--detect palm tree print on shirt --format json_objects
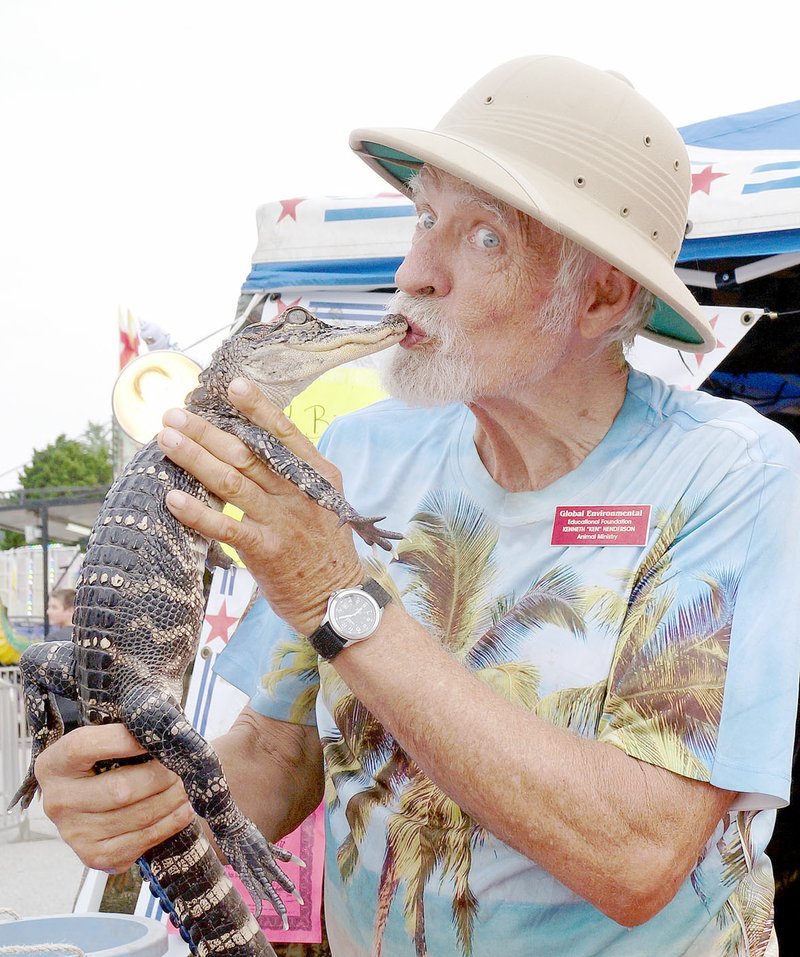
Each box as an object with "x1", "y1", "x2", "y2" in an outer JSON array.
[
  {"x1": 265, "y1": 494, "x2": 772, "y2": 957},
  {"x1": 323, "y1": 490, "x2": 586, "y2": 957}
]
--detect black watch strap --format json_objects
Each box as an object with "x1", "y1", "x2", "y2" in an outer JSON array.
[{"x1": 308, "y1": 578, "x2": 391, "y2": 660}]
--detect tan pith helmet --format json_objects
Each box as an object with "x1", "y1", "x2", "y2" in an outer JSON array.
[{"x1": 350, "y1": 55, "x2": 714, "y2": 353}]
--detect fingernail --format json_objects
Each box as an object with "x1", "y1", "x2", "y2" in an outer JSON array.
[
  {"x1": 162, "y1": 408, "x2": 188, "y2": 428},
  {"x1": 166, "y1": 490, "x2": 186, "y2": 508},
  {"x1": 159, "y1": 428, "x2": 182, "y2": 449},
  {"x1": 229, "y1": 378, "x2": 249, "y2": 396}
]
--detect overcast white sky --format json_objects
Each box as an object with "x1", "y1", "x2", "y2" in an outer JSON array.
[{"x1": 2, "y1": 0, "x2": 799, "y2": 490}]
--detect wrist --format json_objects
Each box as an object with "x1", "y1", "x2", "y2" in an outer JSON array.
[
  {"x1": 306, "y1": 577, "x2": 393, "y2": 659},
  {"x1": 296, "y1": 570, "x2": 364, "y2": 637}
]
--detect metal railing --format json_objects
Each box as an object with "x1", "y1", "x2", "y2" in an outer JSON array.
[{"x1": 0, "y1": 666, "x2": 30, "y2": 840}]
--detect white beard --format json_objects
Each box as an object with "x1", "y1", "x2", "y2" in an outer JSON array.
[
  {"x1": 380, "y1": 292, "x2": 483, "y2": 406},
  {"x1": 381, "y1": 288, "x2": 578, "y2": 407}
]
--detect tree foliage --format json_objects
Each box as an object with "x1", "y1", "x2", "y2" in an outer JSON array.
[
  {"x1": 20, "y1": 424, "x2": 112, "y2": 492},
  {"x1": 0, "y1": 423, "x2": 112, "y2": 550}
]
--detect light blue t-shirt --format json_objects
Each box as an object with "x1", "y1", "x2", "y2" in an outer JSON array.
[{"x1": 217, "y1": 369, "x2": 800, "y2": 957}]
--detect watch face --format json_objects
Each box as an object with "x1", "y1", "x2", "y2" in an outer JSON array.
[{"x1": 329, "y1": 590, "x2": 381, "y2": 642}]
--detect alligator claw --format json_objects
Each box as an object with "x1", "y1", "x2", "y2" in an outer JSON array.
[
  {"x1": 8, "y1": 773, "x2": 38, "y2": 812},
  {"x1": 346, "y1": 515, "x2": 405, "y2": 551},
  {"x1": 217, "y1": 822, "x2": 302, "y2": 928}
]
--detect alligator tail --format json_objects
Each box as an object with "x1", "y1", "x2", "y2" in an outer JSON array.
[{"x1": 139, "y1": 819, "x2": 277, "y2": 957}]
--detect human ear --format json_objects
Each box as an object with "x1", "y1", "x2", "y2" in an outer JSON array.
[{"x1": 578, "y1": 264, "x2": 638, "y2": 341}]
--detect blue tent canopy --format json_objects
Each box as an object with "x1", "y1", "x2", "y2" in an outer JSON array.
[
  {"x1": 680, "y1": 101, "x2": 800, "y2": 151},
  {"x1": 678, "y1": 101, "x2": 800, "y2": 263}
]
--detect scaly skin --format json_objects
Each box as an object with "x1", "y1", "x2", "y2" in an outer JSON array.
[{"x1": 10, "y1": 307, "x2": 407, "y2": 956}]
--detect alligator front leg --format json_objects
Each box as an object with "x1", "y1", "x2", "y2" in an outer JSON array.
[
  {"x1": 118, "y1": 682, "x2": 300, "y2": 925},
  {"x1": 8, "y1": 640, "x2": 80, "y2": 810},
  {"x1": 231, "y1": 421, "x2": 403, "y2": 550}
]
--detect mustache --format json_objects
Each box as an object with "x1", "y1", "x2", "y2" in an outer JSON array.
[{"x1": 386, "y1": 291, "x2": 450, "y2": 339}]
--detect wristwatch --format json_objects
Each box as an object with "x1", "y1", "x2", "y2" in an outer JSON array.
[{"x1": 307, "y1": 578, "x2": 392, "y2": 660}]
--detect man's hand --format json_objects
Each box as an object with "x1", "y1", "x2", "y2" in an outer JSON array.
[
  {"x1": 36, "y1": 724, "x2": 193, "y2": 873},
  {"x1": 156, "y1": 378, "x2": 363, "y2": 636}
]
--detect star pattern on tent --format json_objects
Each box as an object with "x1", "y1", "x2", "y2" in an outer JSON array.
[
  {"x1": 691, "y1": 165, "x2": 728, "y2": 195},
  {"x1": 203, "y1": 599, "x2": 239, "y2": 646},
  {"x1": 277, "y1": 198, "x2": 307, "y2": 222},
  {"x1": 695, "y1": 314, "x2": 725, "y2": 367}
]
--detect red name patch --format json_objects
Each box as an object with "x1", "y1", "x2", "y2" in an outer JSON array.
[{"x1": 551, "y1": 505, "x2": 651, "y2": 547}]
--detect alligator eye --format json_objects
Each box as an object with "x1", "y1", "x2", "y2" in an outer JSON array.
[{"x1": 284, "y1": 307, "x2": 308, "y2": 324}]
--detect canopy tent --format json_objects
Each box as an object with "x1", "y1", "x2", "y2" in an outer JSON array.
[
  {"x1": 679, "y1": 100, "x2": 800, "y2": 263},
  {"x1": 235, "y1": 103, "x2": 800, "y2": 304},
  {"x1": 672, "y1": 101, "x2": 800, "y2": 428},
  {"x1": 677, "y1": 100, "x2": 800, "y2": 307}
]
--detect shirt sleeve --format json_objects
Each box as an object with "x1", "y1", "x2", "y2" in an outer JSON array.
[
  {"x1": 598, "y1": 437, "x2": 800, "y2": 810},
  {"x1": 213, "y1": 595, "x2": 320, "y2": 726}
]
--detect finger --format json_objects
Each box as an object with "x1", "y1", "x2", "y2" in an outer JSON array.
[
  {"x1": 162, "y1": 407, "x2": 280, "y2": 493},
  {"x1": 39, "y1": 742, "x2": 181, "y2": 818},
  {"x1": 78, "y1": 786, "x2": 195, "y2": 873},
  {"x1": 158, "y1": 427, "x2": 276, "y2": 517},
  {"x1": 227, "y1": 378, "x2": 340, "y2": 482},
  {"x1": 164, "y1": 488, "x2": 268, "y2": 559},
  {"x1": 36, "y1": 723, "x2": 147, "y2": 779},
  {"x1": 88, "y1": 776, "x2": 192, "y2": 838}
]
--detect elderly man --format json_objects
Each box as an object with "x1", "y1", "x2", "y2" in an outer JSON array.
[{"x1": 37, "y1": 57, "x2": 799, "y2": 956}]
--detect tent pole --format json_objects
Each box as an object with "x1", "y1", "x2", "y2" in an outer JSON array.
[{"x1": 41, "y1": 505, "x2": 50, "y2": 638}]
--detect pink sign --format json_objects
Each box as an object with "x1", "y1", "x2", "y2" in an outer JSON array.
[
  {"x1": 164, "y1": 801, "x2": 325, "y2": 944},
  {"x1": 551, "y1": 505, "x2": 651, "y2": 547}
]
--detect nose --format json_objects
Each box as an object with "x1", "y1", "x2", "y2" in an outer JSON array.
[{"x1": 395, "y1": 230, "x2": 450, "y2": 298}]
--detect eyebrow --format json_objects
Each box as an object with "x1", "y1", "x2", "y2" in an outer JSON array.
[
  {"x1": 409, "y1": 174, "x2": 515, "y2": 225},
  {"x1": 454, "y1": 194, "x2": 511, "y2": 222}
]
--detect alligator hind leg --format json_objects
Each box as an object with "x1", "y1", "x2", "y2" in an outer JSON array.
[
  {"x1": 8, "y1": 640, "x2": 79, "y2": 810},
  {"x1": 118, "y1": 682, "x2": 300, "y2": 926},
  {"x1": 231, "y1": 421, "x2": 404, "y2": 550}
]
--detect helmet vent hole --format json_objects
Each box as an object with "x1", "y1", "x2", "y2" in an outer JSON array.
[
  {"x1": 651, "y1": 229, "x2": 659, "y2": 240},
  {"x1": 574, "y1": 175, "x2": 586, "y2": 188},
  {"x1": 673, "y1": 160, "x2": 680, "y2": 170},
  {"x1": 620, "y1": 206, "x2": 630, "y2": 217},
  {"x1": 643, "y1": 135, "x2": 652, "y2": 147},
  {"x1": 484, "y1": 95, "x2": 494, "y2": 105}
]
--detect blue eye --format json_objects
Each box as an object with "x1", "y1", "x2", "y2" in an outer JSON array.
[
  {"x1": 417, "y1": 211, "x2": 436, "y2": 230},
  {"x1": 475, "y1": 227, "x2": 500, "y2": 249}
]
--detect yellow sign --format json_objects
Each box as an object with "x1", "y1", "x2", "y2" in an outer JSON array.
[{"x1": 221, "y1": 367, "x2": 387, "y2": 563}]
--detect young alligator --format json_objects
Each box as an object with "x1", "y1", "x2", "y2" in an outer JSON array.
[{"x1": 9, "y1": 306, "x2": 407, "y2": 956}]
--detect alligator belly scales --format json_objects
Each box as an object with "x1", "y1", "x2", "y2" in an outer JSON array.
[{"x1": 10, "y1": 307, "x2": 406, "y2": 956}]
